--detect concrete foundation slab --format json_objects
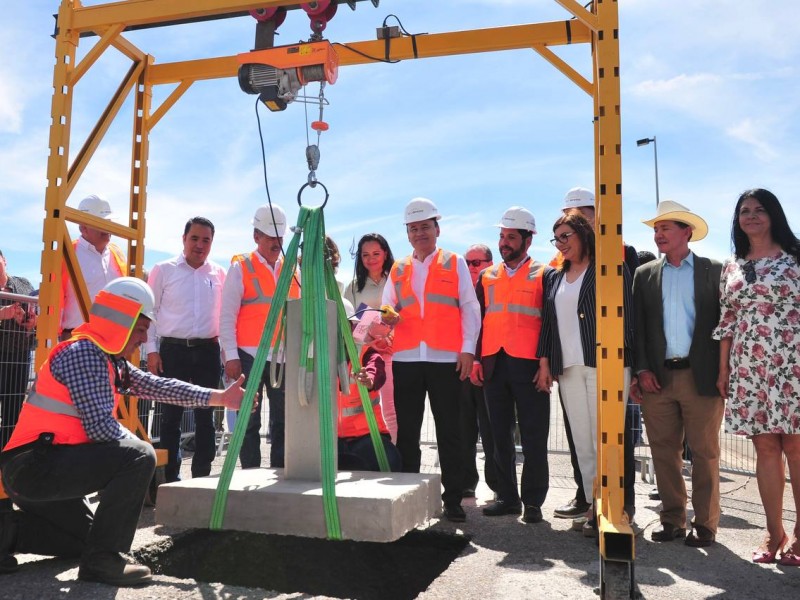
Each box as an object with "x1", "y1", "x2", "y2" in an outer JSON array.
[{"x1": 156, "y1": 468, "x2": 442, "y2": 543}]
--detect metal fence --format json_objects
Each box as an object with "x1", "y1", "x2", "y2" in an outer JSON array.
[{"x1": 0, "y1": 296, "x2": 759, "y2": 477}]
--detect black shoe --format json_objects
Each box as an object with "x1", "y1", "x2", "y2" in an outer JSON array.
[
  {"x1": 0, "y1": 512, "x2": 18, "y2": 575},
  {"x1": 461, "y1": 488, "x2": 476, "y2": 499},
  {"x1": 482, "y1": 500, "x2": 522, "y2": 517},
  {"x1": 78, "y1": 552, "x2": 152, "y2": 587},
  {"x1": 553, "y1": 497, "x2": 591, "y2": 519},
  {"x1": 648, "y1": 488, "x2": 660, "y2": 500},
  {"x1": 651, "y1": 522, "x2": 686, "y2": 542},
  {"x1": 442, "y1": 503, "x2": 466, "y2": 523},
  {"x1": 685, "y1": 525, "x2": 715, "y2": 547},
  {"x1": 523, "y1": 505, "x2": 543, "y2": 524}
]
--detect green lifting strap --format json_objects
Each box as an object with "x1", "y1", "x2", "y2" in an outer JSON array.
[{"x1": 209, "y1": 206, "x2": 390, "y2": 539}]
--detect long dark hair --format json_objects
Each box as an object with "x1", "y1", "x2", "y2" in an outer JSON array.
[
  {"x1": 553, "y1": 210, "x2": 595, "y2": 271},
  {"x1": 732, "y1": 188, "x2": 800, "y2": 263},
  {"x1": 353, "y1": 233, "x2": 394, "y2": 293}
]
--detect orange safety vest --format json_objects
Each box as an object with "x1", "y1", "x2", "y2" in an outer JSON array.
[
  {"x1": 390, "y1": 249, "x2": 462, "y2": 353},
  {"x1": 232, "y1": 252, "x2": 300, "y2": 348},
  {"x1": 61, "y1": 239, "x2": 127, "y2": 305},
  {"x1": 3, "y1": 290, "x2": 140, "y2": 451},
  {"x1": 480, "y1": 259, "x2": 546, "y2": 360},
  {"x1": 337, "y1": 350, "x2": 388, "y2": 438}
]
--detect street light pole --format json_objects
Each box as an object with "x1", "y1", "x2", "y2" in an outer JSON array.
[{"x1": 636, "y1": 136, "x2": 660, "y2": 207}]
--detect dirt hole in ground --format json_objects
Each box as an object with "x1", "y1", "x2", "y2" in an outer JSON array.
[{"x1": 135, "y1": 528, "x2": 469, "y2": 600}]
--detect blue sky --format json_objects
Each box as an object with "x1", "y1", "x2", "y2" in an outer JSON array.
[{"x1": 2, "y1": 1, "x2": 799, "y2": 286}]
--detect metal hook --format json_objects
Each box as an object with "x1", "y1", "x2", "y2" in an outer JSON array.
[{"x1": 297, "y1": 180, "x2": 329, "y2": 208}]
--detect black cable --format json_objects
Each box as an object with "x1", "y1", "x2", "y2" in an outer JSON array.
[
  {"x1": 332, "y1": 42, "x2": 399, "y2": 64},
  {"x1": 253, "y1": 97, "x2": 302, "y2": 290}
]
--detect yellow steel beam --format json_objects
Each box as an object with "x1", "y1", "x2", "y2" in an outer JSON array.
[
  {"x1": 147, "y1": 20, "x2": 591, "y2": 85},
  {"x1": 532, "y1": 44, "x2": 592, "y2": 96},
  {"x1": 65, "y1": 60, "x2": 143, "y2": 203},
  {"x1": 555, "y1": 0, "x2": 598, "y2": 31},
  {"x1": 128, "y1": 59, "x2": 153, "y2": 280},
  {"x1": 149, "y1": 80, "x2": 193, "y2": 129},
  {"x1": 62, "y1": 206, "x2": 138, "y2": 239},
  {"x1": 68, "y1": 22, "x2": 125, "y2": 87},
  {"x1": 593, "y1": 0, "x2": 633, "y2": 566}
]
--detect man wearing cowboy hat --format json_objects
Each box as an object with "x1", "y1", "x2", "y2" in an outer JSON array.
[{"x1": 632, "y1": 200, "x2": 723, "y2": 548}]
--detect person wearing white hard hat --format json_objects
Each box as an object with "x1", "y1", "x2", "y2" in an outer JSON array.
[
  {"x1": 0, "y1": 277, "x2": 245, "y2": 586},
  {"x1": 536, "y1": 210, "x2": 635, "y2": 537},
  {"x1": 471, "y1": 207, "x2": 553, "y2": 524},
  {"x1": 60, "y1": 194, "x2": 127, "y2": 339},
  {"x1": 551, "y1": 187, "x2": 640, "y2": 522},
  {"x1": 633, "y1": 200, "x2": 723, "y2": 547},
  {"x1": 145, "y1": 217, "x2": 226, "y2": 483},
  {"x1": 381, "y1": 197, "x2": 481, "y2": 523},
  {"x1": 220, "y1": 203, "x2": 300, "y2": 469}
]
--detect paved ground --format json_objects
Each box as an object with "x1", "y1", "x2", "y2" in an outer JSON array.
[{"x1": 2, "y1": 437, "x2": 798, "y2": 599}]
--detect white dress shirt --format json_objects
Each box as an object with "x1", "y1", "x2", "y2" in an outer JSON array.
[
  {"x1": 145, "y1": 253, "x2": 226, "y2": 354},
  {"x1": 219, "y1": 252, "x2": 283, "y2": 362},
  {"x1": 62, "y1": 237, "x2": 125, "y2": 329},
  {"x1": 382, "y1": 246, "x2": 480, "y2": 363}
]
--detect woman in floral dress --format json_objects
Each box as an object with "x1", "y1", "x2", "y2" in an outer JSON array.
[{"x1": 713, "y1": 188, "x2": 800, "y2": 566}]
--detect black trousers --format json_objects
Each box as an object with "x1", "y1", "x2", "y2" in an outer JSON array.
[
  {"x1": 392, "y1": 361, "x2": 464, "y2": 506},
  {"x1": 157, "y1": 342, "x2": 220, "y2": 481},
  {"x1": 0, "y1": 437, "x2": 156, "y2": 559},
  {"x1": 237, "y1": 349, "x2": 286, "y2": 469},
  {"x1": 483, "y1": 353, "x2": 550, "y2": 507},
  {"x1": 459, "y1": 377, "x2": 498, "y2": 493}
]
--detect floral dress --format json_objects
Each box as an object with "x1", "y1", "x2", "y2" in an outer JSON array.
[{"x1": 712, "y1": 251, "x2": 800, "y2": 435}]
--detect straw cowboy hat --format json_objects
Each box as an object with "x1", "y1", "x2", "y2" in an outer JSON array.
[{"x1": 641, "y1": 200, "x2": 708, "y2": 242}]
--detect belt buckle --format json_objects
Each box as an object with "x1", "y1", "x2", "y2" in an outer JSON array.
[{"x1": 185, "y1": 338, "x2": 198, "y2": 347}]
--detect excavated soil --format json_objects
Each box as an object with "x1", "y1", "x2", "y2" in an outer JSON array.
[{"x1": 135, "y1": 528, "x2": 470, "y2": 600}]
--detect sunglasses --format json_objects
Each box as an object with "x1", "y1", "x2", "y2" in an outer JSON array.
[
  {"x1": 466, "y1": 259, "x2": 491, "y2": 267},
  {"x1": 742, "y1": 260, "x2": 756, "y2": 284},
  {"x1": 550, "y1": 231, "x2": 576, "y2": 246}
]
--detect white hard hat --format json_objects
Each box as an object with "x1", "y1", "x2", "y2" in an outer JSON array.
[
  {"x1": 102, "y1": 277, "x2": 157, "y2": 322},
  {"x1": 563, "y1": 187, "x2": 595, "y2": 210},
  {"x1": 403, "y1": 197, "x2": 441, "y2": 224},
  {"x1": 252, "y1": 204, "x2": 287, "y2": 237},
  {"x1": 78, "y1": 194, "x2": 116, "y2": 220},
  {"x1": 496, "y1": 206, "x2": 537, "y2": 234}
]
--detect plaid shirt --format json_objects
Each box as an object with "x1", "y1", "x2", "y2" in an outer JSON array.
[{"x1": 49, "y1": 339, "x2": 211, "y2": 442}]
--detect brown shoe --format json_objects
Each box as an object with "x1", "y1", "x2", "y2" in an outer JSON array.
[
  {"x1": 78, "y1": 552, "x2": 152, "y2": 587},
  {"x1": 651, "y1": 522, "x2": 686, "y2": 542},
  {"x1": 685, "y1": 525, "x2": 715, "y2": 547}
]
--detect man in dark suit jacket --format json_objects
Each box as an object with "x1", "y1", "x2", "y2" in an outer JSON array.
[{"x1": 633, "y1": 200, "x2": 723, "y2": 548}]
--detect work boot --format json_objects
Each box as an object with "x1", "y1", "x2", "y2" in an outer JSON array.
[
  {"x1": 0, "y1": 511, "x2": 19, "y2": 575},
  {"x1": 78, "y1": 551, "x2": 152, "y2": 587}
]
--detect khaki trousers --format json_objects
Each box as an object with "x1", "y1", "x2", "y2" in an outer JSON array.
[{"x1": 641, "y1": 368, "x2": 724, "y2": 533}]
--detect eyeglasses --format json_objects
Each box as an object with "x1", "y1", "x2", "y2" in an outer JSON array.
[
  {"x1": 742, "y1": 260, "x2": 756, "y2": 284},
  {"x1": 466, "y1": 259, "x2": 491, "y2": 267},
  {"x1": 549, "y1": 232, "x2": 576, "y2": 246}
]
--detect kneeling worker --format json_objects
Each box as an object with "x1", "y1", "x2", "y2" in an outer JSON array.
[
  {"x1": 338, "y1": 300, "x2": 401, "y2": 472},
  {"x1": 0, "y1": 277, "x2": 244, "y2": 586}
]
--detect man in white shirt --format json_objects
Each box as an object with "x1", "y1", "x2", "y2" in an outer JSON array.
[
  {"x1": 61, "y1": 194, "x2": 126, "y2": 339},
  {"x1": 381, "y1": 197, "x2": 481, "y2": 523},
  {"x1": 220, "y1": 204, "x2": 300, "y2": 469},
  {"x1": 146, "y1": 217, "x2": 226, "y2": 482}
]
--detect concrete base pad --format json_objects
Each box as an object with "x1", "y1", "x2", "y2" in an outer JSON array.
[{"x1": 156, "y1": 469, "x2": 442, "y2": 542}]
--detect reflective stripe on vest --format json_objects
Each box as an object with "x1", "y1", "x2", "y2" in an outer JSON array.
[
  {"x1": 239, "y1": 257, "x2": 273, "y2": 306},
  {"x1": 341, "y1": 395, "x2": 381, "y2": 417},
  {"x1": 25, "y1": 387, "x2": 80, "y2": 418}
]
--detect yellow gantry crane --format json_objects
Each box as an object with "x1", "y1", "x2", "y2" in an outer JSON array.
[{"x1": 35, "y1": 1, "x2": 632, "y2": 596}]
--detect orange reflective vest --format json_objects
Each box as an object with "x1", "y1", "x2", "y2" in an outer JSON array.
[
  {"x1": 232, "y1": 252, "x2": 300, "y2": 348},
  {"x1": 480, "y1": 259, "x2": 546, "y2": 360},
  {"x1": 3, "y1": 290, "x2": 140, "y2": 451},
  {"x1": 390, "y1": 249, "x2": 462, "y2": 353},
  {"x1": 337, "y1": 350, "x2": 387, "y2": 439}
]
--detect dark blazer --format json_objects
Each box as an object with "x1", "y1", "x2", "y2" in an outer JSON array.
[
  {"x1": 537, "y1": 262, "x2": 634, "y2": 376},
  {"x1": 632, "y1": 253, "x2": 722, "y2": 396}
]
